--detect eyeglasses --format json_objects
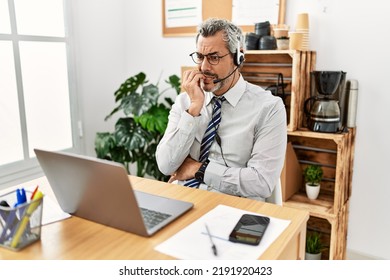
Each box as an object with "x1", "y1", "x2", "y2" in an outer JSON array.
[{"x1": 189, "y1": 52, "x2": 230, "y2": 65}]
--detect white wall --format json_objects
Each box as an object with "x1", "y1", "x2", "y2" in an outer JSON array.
[
  {"x1": 69, "y1": 0, "x2": 128, "y2": 155},
  {"x1": 123, "y1": 1, "x2": 194, "y2": 84},
  {"x1": 285, "y1": 0, "x2": 390, "y2": 260},
  {"x1": 72, "y1": 0, "x2": 390, "y2": 259}
]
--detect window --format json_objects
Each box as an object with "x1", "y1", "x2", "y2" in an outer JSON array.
[{"x1": 0, "y1": 0, "x2": 80, "y2": 188}]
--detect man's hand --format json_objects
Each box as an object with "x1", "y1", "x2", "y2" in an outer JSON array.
[
  {"x1": 181, "y1": 69, "x2": 205, "y2": 116},
  {"x1": 168, "y1": 157, "x2": 202, "y2": 183}
]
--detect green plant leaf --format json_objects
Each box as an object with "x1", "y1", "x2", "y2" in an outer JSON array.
[
  {"x1": 114, "y1": 117, "x2": 153, "y2": 151},
  {"x1": 134, "y1": 105, "x2": 169, "y2": 134},
  {"x1": 114, "y1": 72, "x2": 147, "y2": 102},
  {"x1": 306, "y1": 231, "x2": 323, "y2": 254},
  {"x1": 120, "y1": 84, "x2": 159, "y2": 117},
  {"x1": 95, "y1": 132, "x2": 115, "y2": 159},
  {"x1": 95, "y1": 71, "x2": 180, "y2": 181},
  {"x1": 105, "y1": 72, "x2": 148, "y2": 120},
  {"x1": 165, "y1": 74, "x2": 181, "y2": 94},
  {"x1": 303, "y1": 164, "x2": 323, "y2": 185},
  {"x1": 109, "y1": 146, "x2": 132, "y2": 169}
]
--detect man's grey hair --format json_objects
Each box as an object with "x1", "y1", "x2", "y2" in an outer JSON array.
[{"x1": 196, "y1": 18, "x2": 245, "y2": 54}]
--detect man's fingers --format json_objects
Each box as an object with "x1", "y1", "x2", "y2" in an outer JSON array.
[{"x1": 168, "y1": 173, "x2": 177, "y2": 183}]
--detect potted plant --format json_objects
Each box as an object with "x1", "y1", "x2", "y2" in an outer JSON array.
[
  {"x1": 276, "y1": 36, "x2": 289, "y2": 50},
  {"x1": 305, "y1": 231, "x2": 323, "y2": 260},
  {"x1": 303, "y1": 164, "x2": 323, "y2": 200},
  {"x1": 95, "y1": 72, "x2": 180, "y2": 181}
]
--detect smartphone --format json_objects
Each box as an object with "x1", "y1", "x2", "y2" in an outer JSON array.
[{"x1": 228, "y1": 214, "x2": 270, "y2": 246}]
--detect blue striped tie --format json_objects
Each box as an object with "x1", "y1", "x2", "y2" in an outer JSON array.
[{"x1": 185, "y1": 96, "x2": 225, "y2": 188}]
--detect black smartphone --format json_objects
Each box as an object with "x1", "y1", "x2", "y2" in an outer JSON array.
[{"x1": 228, "y1": 214, "x2": 270, "y2": 245}]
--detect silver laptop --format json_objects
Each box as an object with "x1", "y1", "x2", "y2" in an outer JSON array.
[{"x1": 34, "y1": 149, "x2": 193, "y2": 237}]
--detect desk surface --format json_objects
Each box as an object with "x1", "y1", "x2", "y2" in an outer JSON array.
[{"x1": 0, "y1": 176, "x2": 309, "y2": 260}]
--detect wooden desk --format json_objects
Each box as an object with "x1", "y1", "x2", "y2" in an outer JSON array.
[{"x1": 0, "y1": 176, "x2": 309, "y2": 260}]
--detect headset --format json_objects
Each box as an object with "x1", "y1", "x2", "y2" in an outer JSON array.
[
  {"x1": 233, "y1": 38, "x2": 245, "y2": 66},
  {"x1": 213, "y1": 38, "x2": 244, "y2": 84}
]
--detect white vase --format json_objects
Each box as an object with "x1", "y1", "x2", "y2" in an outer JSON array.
[
  {"x1": 305, "y1": 183, "x2": 320, "y2": 200},
  {"x1": 276, "y1": 38, "x2": 289, "y2": 50},
  {"x1": 305, "y1": 252, "x2": 322, "y2": 260}
]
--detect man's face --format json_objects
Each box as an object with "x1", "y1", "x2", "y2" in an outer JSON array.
[{"x1": 196, "y1": 32, "x2": 235, "y2": 95}]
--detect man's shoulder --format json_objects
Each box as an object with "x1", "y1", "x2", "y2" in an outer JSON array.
[
  {"x1": 244, "y1": 81, "x2": 275, "y2": 100},
  {"x1": 243, "y1": 81, "x2": 285, "y2": 109}
]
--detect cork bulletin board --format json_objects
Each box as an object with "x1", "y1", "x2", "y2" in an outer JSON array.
[{"x1": 162, "y1": 0, "x2": 286, "y2": 37}]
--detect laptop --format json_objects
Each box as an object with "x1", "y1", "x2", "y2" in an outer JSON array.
[{"x1": 34, "y1": 149, "x2": 193, "y2": 237}]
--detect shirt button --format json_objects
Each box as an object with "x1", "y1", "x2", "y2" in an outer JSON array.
[{"x1": 210, "y1": 153, "x2": 215, "y2": 157}]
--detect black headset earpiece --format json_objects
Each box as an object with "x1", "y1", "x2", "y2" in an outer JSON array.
[
  {"x1": 213, "y1": 38, "x2": 244, "y2": 84},
  {"x1": 234, "y1": 51, "x2": 244, "y2": 66},
  {"x1": 233, "y1": 39, "x2": 244, "y2": 66}
]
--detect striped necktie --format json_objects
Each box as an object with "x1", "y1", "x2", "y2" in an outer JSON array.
[{"x1": 185, "y1": 96, "x2": 225, "y2": 188}]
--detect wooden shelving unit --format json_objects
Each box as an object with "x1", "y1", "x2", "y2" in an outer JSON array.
[
  {"x1": 242, "y1": 50, "x2": 356, "y2": 260},
  {"x1": 242, "y1": 50, "x2": 316, "y2": 131},
  {"x1": 283, "y1": 128, "x2": 356, "y2": 260},
  {"x1": 284, "y1": 129, "x2": 355, "y2": 217}
]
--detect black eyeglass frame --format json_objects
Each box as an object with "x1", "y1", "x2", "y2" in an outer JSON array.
[{"x1": 189, "y1": 52, "x2": 231, "y2": 65}]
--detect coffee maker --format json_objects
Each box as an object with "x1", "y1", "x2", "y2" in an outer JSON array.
[{"x1": 304, "y1": 71, "x2": 347, "y2": 133}]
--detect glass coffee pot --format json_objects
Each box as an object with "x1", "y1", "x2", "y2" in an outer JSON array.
[{"x1": 304, "y1": 71, "x2": 346, "y2": 133}]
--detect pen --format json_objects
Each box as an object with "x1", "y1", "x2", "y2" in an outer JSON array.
[
  {"x1": 10, "y1": 190, "x2": 43, "y2": 248},
  {"x1": 30, "y1": 185, "x2": 39, "y2": 200},
  {"x1": 14, "y1": 188, "x2": 27, "y2": 207},
  {"x1": 205, "y1": 223, "x2": 218, "y2": 256}
]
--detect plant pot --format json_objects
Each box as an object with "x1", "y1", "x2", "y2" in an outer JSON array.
[
  {"x1": 276, "y1": 38, "x2": 289, "y2": 50},
  {"x1": 305, "y1": 183, "x2": 320, "y2": 200},
  {"x1": 305, "y1": 252, "x2": 322, "y2": 260}
]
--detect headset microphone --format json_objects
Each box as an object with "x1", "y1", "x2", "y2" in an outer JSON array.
[
  {"x1": 213, "y1": 65, "x2": 240, "y2": 84},
  {"x1": 213, "y1": 40, "x2": 245, "y2": 84},
  {"x1": 213, "y1": 39, "x2": 244, "y2": 84}
]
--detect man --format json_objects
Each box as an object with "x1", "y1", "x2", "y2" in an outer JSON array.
[{"x1": 156, "y1": 18, "x2": 287, "y2": 201}]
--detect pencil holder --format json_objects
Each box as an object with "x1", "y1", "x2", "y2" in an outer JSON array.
[{"x1": 0, "y1": 190, "x2": 43, "y2": 251}]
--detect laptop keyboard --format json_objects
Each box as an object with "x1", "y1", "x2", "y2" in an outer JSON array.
[{"x1": 140, "y1": 207, "x2": 172, "y2": 229}]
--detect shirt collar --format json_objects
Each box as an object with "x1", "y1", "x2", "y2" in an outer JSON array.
[{"x1": 205, "y1": 74, "x2": 246, "y2": 107}]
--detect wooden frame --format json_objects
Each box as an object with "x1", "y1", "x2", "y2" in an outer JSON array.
[{"x1": 162, "y1": 0, "x2": 286, "y2": 37}]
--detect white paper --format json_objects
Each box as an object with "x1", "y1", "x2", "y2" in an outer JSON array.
[
  {"x1": 232, "y1": 0, "x2": 280, "y2": 26},
  {"x1": 165, "y1": 0, "x2": 202, "y2": 28},
  {"x1": 39, "y1": 195, "x2": 71, "y2": 225},
  {"x1": 155, "y1": 204, "x2": 290, "y2": 260},
  {"x1": 24, "y1": 185, "x2": 71, "y2": 225}
]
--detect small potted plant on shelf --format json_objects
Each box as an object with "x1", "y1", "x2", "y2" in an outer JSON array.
[
  {"x1": 276, "y1": 36, "x2": 289, "y2": 50},
  {"x1": 305, "y1": 231, "x2": 323, "y2": 260},
  {"x1": 303, "y1": 164, "x2": 323, "y2": 200}
]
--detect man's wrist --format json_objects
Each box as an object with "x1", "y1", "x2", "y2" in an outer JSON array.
[
  {"x1": 187, "y1": 103, "x2": 202, "y2": 116},
  {"x1": 195, "y1": 160, "x2": 209, "y2": 182}
]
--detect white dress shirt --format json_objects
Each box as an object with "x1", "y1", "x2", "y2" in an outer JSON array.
[{"x1": 156, "y1": 75, "x2": 287, "y2": 200}]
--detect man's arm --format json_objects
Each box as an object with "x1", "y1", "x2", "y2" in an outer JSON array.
[
  {"x1": 204, "y1": 99, "x2": 287, "y2": 199},
  {"x1": 156, "y1": 97, "x2": 199, "y2": 176},
  {"x1": 156, "y1": 69, "x2": 207, "y2": 178}
]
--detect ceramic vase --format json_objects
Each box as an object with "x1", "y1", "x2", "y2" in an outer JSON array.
[
  {"x1": 277, "y1": 38, "x2": 289, "y2": 50},
  {"x1": 305, "y1": 252, "x2": 322, "y2": 260},
  {"x1": 305, "y1": 183, "x2": 320, "y2": 200}
]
